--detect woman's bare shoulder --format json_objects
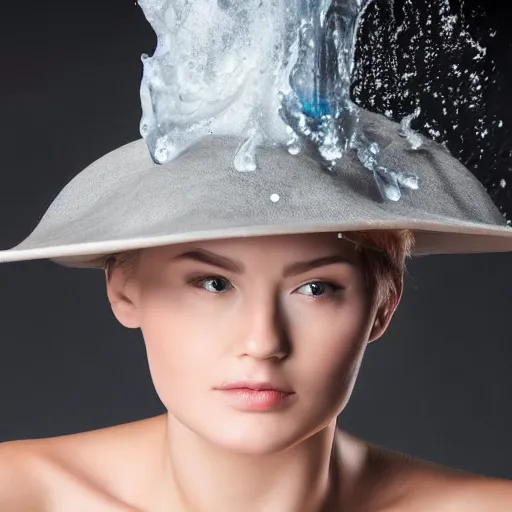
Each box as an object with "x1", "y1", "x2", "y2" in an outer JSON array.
[
  {"x1": 0, "y1": 415, "x2": 166, "y2": 511},
  {"x1": 343, "y1": 432, "x2": 512, "y2": 511},
  {"x1": 0, "y1": 439, "x2": 48, "y2": 510},
  {"x1": 2, "y1": 424, "x2": 510, "y2": 511}
]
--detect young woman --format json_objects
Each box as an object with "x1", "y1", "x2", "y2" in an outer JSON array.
[
  {"x1": 0, "y1": 111, "x2": 512, "y2": 510},
  {"x1": 1, "y1": 0, "x2": 512, "y2": 508}
]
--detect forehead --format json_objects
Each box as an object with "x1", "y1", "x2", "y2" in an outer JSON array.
[{"x1": 140, "y1": 232, "x2": 359, "y2": 265}]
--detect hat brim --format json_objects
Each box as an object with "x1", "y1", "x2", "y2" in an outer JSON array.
[
  {"x1": 1, "y1": 111, "x2": 511, "y2": 268},
  {"x1": 2, "y1": 222, "x2": 512, "y2": 269}
]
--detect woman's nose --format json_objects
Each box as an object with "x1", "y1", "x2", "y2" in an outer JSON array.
[{"x1": 235, "y1": 294, "x2": 290, "y2": 361}]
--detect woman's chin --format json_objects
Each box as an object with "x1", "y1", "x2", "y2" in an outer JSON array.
[
  {"x1": 207, "y1": 431, "x2": 301, "y2": 456},
  {"x1": 199, "y1": 417, "x2": 309, "y2": 455},
  {"x1": 170, "y1": 404, "x2": 331, "y2": 455}
]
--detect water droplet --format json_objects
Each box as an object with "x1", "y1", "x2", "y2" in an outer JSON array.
[
  {"x1": 234, "y1": 130, "x2": 260, "y2": 172},
  {"x1": 400, "y1": 108, "x2": 423, "y2": 150},
  {"x1": 287, "y1": 144, "x2": 301, "y2": 156},
  {"x1": 154, "y1": 138, "x2": 169, "y2": 163},
  {"x1": 373, "y1": 170, "x2": 401, "y2": 202},
  {"x1": 500, "y1": 179, "x2": 507, "y2": 189},
  {"x1": 286, "y1": 132, "x2": 301, "y2": 155},
  {"x1": 399, "y1": 174, "x2": 420, "y2": 190}
]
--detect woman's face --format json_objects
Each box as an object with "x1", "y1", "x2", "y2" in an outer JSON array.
[{"x1": 109, "y1": 233, "x2": 396, "y2": 454}]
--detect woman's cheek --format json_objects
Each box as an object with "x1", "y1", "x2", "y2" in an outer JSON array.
[
  {"x1": 141, "y1": 306, "x2": 213, "y2": 373},
  {"x1": 291, "y1": 300, "x2": 370, "y2": 385}
]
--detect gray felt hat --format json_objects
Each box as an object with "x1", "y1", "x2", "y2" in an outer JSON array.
[{"x1": 1, "y1": 109, "x2": 511, "y2": 269}]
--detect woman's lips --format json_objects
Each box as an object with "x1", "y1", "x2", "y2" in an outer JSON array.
[{"x1": 217, "y1": 388, "x2": 296, "y2": 411}]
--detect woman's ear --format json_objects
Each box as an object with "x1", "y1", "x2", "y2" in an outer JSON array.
[
  {"x1": 368, "y1": 278, "x2": 404, "y2": 344},
  {"x1": 105, "y1": 267, "x2": 141, "y2": 329}
]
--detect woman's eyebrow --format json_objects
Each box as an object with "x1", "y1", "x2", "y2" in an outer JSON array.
[
  {"x1": 172, "y1": 249, "x2": 355, "y2": 276},
  {"x1": 172, "y1": 250, "x2": 244, "y2": 274},
  {"x1": 283, "y1": 255, "x2": 356, "y2": 277}
]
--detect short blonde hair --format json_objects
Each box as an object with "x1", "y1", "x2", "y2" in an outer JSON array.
[
  {"x1": 105, "y1": 250, "x2": 140, "y2": 281},
  {"x1": 104, "y1": 229, "x2": 415, "y2": 308},
  {"x1": 344, "y1": 229, "x2": 415, "y2": 309}
]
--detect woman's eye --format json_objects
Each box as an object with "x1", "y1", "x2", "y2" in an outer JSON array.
[
  {"x1": 190, "y1": 276, "x2": 233, "y2": 294},
  {"x1": 296, "y1": 281, "x2": 342, "y2": 298}
]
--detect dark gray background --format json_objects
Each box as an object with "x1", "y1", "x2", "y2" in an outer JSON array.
[{"x1": 0, "y1": 0, "x2": 511, "y2": 479}]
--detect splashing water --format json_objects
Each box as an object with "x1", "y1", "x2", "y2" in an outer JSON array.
[
  {"x1": 137, "y1": 0, "x2": 501, "y2": 203},
  {"x1": 400, "y1": 107, "x2": 423, "y2": 150},
  {"x1": 138, "y1": 0, "x2": 421, "y2": 201},
  {"x1": 138, "y1": 0, "x2": 292, "y2": 164},
  {"x1": 352, "y1": 0, "x2": 509, "y2": 213}
]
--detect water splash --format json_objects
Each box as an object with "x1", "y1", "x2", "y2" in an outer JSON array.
[
  {"x1": 352, "y1": 0, "x2": 510, "y2": 213},
  {"x1": 138, "y1": 0, "x2": 293, "y2": 168},
  {"x1": 138, "y1": 0, "x2": 423, "y2": 201},
  {"x1": 233, "y1": 128, "x2": 261, "y2": 172},
  {"x1": 353, "y1": 133, "x2": 419, "y2": 200},
  {"x1": 400, "y1": 107, "x2": 423, "y2": 150},
  {"x1": 353, "y1": 0, "x2": 494, "y2": 144},
  {"x1": 138, "y1": 0, "x2": 508, "y2": 205}
]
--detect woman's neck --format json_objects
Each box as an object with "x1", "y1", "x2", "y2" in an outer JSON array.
[{"x1": 160, "y1": 415, "x2": 341, "y2": 512}]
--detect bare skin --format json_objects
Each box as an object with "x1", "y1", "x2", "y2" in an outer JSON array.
[
  {"x1": 1, "y1": 233, "x2": 511, "y2": 510},
  {"x1": 1, "y1": 417, "x2": 512, "y2": 511}
]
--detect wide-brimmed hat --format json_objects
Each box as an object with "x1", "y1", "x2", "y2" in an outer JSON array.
[{"x1": 0, "y1": 108, "x2": 511, "y2": 269}]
